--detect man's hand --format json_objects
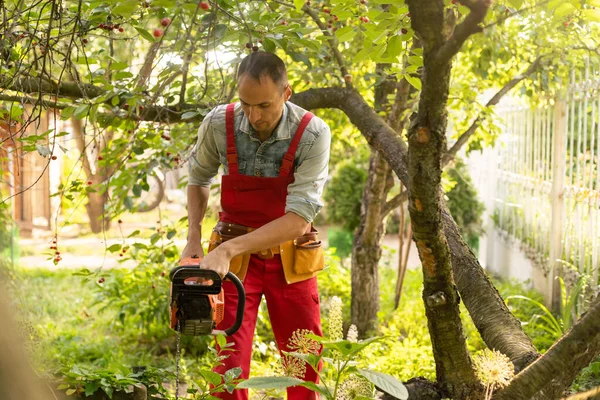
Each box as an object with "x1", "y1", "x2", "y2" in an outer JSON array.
[
  {"x1": 199, "y1": 246, "x2": 231, "y2": 279},
  {"x1": 181, "y1": 240, "x2": 205, "y2": 260}
]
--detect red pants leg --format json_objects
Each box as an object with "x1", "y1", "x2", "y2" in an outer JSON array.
[
  {"x1": 263, "y1": 256, "x2": 323, "y2": 400},
  {"x1": 213, "y1": 257, "x2": 265, "y2": 400}
]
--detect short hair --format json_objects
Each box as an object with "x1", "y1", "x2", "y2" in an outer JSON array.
[{"x1": 237, "y1": 52, "x2": 288, "y2": 87}]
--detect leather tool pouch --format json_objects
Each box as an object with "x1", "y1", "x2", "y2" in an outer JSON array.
[
  {"x1": 292, "y1": 227, "x2": 325, "y2": 275},
  {"x1": 208, "y1": 225, "x2": 251, "y2": 278}
]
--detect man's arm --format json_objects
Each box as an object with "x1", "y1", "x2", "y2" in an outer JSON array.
[
  {"x1": 181, "y1": 185, "x2": 210, "y2": 259},
  {"x1": 199, "y1": 211, "x2": 309, "y2": 277},
  {"x1": 182, "y1": 107, "x2": 221, "y2": 259}
]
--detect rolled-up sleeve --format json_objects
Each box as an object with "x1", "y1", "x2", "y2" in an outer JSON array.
[
  {"x1": 188, "y1": 109, "x2": 220, "y2": 187},
  {"x1": 285, "y1": 122, "x2": 331, "y2": 222}
]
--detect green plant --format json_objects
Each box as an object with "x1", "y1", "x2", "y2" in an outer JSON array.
[
  {"x1": 323, "y1": 158, "x2": 368, "y2": 232},
  {"x1": 327, "y1": 227, "x2": 354, "y2": 259},
  {"x1": 505, "y1": 276, "x2": 585, "y2": 342},
  {"x1": 237, "y1": 296, "x2": 408, "y2": 400},
  {"x1": 56, "y1": 364, "x2": 170, "y2": 398},
  {"x1": 86, "y1": 220, "x2": 189, "y2": 338},
  {"x1": 444, "y1": 158, "x2": 485, "y2": 250}
]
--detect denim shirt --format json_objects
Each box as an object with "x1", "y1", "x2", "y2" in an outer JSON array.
[{"x1": 188, "y1": 102, "x2": 331, "y2": 223}]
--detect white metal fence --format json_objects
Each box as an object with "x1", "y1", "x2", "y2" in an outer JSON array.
[{"x1": 492, "y1": 64, "x2": 600, "y2": 304}]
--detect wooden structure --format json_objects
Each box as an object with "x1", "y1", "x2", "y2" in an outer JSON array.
[{"x1": 0, "y1": 114, "x2": 54, "y2": 238}]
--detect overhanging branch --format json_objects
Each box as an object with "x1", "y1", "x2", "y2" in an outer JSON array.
[
  {"x1": 442, "y1": 55, "x2": 546, "y2": 164},
  {"x1": 495, "y1": 296, "x2": 600, "y2": 399},
  {"x1": 435, "y1": 0, "x2": 492, "y2": 65}
]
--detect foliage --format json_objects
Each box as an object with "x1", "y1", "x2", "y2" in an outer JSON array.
[
  {"x1": 505, "y1": 276, "x2": 586, "y2": 344},
  {"x1": 323, "y1": 158, "x2": 368, "y2": 232},
  {"x1": 56, "y1": 364, "x2": 170, "y2": 398},
  {"x1": 327, "y1": 227, "x2": 354, "y2": 259},
  {"x1": 444, "y1": 158, "x2": 485, "y2": 250},
  {"x1": 238, "y1": 297, "x2": 408, "y2": 400}
]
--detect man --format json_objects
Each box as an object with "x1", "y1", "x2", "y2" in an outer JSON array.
[{"x1": 181, "y1": 51, "x2": 331, "y2": 400}]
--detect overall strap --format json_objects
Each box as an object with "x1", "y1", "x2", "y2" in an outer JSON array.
[
  {"x1": 225, "y1": 103, "x2": 239, "y2": 175},
  {"x1": 279, "y1": 112, "x2": 314, "y2": 177}
]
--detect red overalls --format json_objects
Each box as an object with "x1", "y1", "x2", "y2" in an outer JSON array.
[{"x1": 213, "y1": 103, "x2": 322, "y2": 400}]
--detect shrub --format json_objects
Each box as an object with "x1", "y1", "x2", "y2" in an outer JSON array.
[{"x1": 323, "y1": 158, "x2": 367, "y2": 232}]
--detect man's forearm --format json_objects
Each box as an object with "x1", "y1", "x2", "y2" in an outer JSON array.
[
  {"x1": 187, "y1": 185, "x2": 210, "y2": 241},
  {"x1": 219, "y1": 212, "x2": 310, "y2": 259}
]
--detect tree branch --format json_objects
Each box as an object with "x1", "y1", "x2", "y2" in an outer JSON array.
[
  {"x1": 482, "y1": 0, "x2": 551, "y2": 31},
  {"x1": 383, "y1": 190, "x2": 408, "y2": 217},
  {"x1": 442, "y1": 55, "x2": 546, "y2": 164},
  {"x1": 435, "y1": 0, "x2": 492, "y2": 65},
  {"x1": 495, "y1": 296, "x2": 600, "y2": 399}
]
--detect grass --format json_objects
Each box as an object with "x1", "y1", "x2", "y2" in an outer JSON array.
[{"x1": 7, "y1": 244, "x2": 600, "y2": 399}]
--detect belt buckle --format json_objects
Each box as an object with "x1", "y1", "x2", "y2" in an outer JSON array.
[{"x1": 257, "y1": 248, "x2": 274, "y2": 260}]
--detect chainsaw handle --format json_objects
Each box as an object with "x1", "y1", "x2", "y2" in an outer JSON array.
[{"x1": 223, "y1": 272, "x2": 245, "y2": 336}]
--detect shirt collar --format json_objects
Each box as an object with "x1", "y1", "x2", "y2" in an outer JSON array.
[{"x1": 238, "y1": 102, "x2": 291, "y2": 142}]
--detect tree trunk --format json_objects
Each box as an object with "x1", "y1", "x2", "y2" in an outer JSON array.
[
  {"x1": 71, "y1": 118, "x2": 111, "y2": 234},
  {"x1": 293, "y1": 86, "x2": 541, "y2": 376},
  {"x1": 350, "y1": 63, "x2": 396, "y2": 337},
  {"x1": 405, "y1": 1, "x2": 482, "y2": 396},
  {"x1": 442, "y1": 206, "x2": 540, "y2": 371},
  {"x1": 86, "y1": 189, "x2": 110, "y2": 234},
  {"x1": 351, "y1": 152, "x2": 392, "y2": 337}
]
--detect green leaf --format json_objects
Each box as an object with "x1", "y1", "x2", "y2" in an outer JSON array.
[
  {"x1": 200, "y1": 370, "x2": 222, "y2": 386},
  {"x1": 85, "y1": 382, "x2": 100, "y2": 396},
  {"x1": 10, "y1": 105, "x2": 23, "y2": 119},
  {"x1": 112, "y1": 2, "x2": 138, "y2": 18},
  {"x1": 262, "y1": 38, "x2": 277, "y2": 52},
  {"x1": 554, "y1": 3, "x2": 576, "y2": 17},
  {"x1": 404, "y1": 74, "x2": 421, "y2": 90},
  {"x1": 408, "y1": 55, "x2": 423, "y2": 67},
  {"x1": 114, "y1": 71, "x2": 134, "y2": 80},
  {"x1": 358, "y1": 369, "x2": 408, "y2": 400},
  {"x1": 107, "y1": 244, "x2": 122, "y2": 252},
  {"x1": 225, "y1": 367, "x2": 242, "y2": 381},
  {"x1": 124, "y1": 196, "x2": 134, "y2": 210},
  {"x1": 386, "y1": 35, "x2": 403, "y2": 58},
  {"x1": 508, "y1": 0, "x2": 523, "y2": 8},
  {"x1": 236, "y1": 376, "x2": 304, "y2": 390},
  {"x1": 74, "y1": 104, "x2": 90, "y2": 119},
  {"x1": 132, "y1": 184, "x2": 142, "y2": 197},
  {"x1": 110, "y1": 62, "x2": 129, "y2": 71},
  {"x1": 582, "y1": 9, "x2": 600, "y2": 22},
  {"x1": 181, "y1": 111, "x2": 198, "y2": 120},
  {"x1": 65, "y1": 388, "x2": 77, "y2": 396},
  {"x1": 36, "y1": 144, "x2": 52, "y2": 157},
  {"x1": 299, "y1": 381, "x2": 328, "y2": 396},
  {"x1": 293, "y1": 0, "x2": 305, "y2": 10},
  {"x1": 335, "y1": 26, "x2": 357, "y2": 42},
  {"x1": 61, "y1": 106, "x2": 75, "y2": 119},
  {"x1": 135, "y1": 27, "x2": 156, "y2": 42}
]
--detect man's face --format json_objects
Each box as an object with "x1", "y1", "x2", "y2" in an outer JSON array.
[{"x1": 238, "y1": 73, "x2": 291, "y2": 137}]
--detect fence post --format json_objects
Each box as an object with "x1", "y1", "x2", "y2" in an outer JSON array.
[{"x1": 549, "y1": 100, "x2": 567, "y2": 312}]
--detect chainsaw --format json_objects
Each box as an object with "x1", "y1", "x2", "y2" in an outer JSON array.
[{"x1": 169, "y1": 256, "x2": 245, "y2": 336}]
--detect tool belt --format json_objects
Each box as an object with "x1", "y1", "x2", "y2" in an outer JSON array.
[{"x1": 208, "y1": 221, "x2": 324, "y2": 283}]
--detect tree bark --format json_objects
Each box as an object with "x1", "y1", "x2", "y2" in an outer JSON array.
[
  {"x1": 292, "y1": 86, "x2": 541, "y2": 374},
  {"x1": 351, "y1": 152, "x2": 392, "y2": 337},
  {"x1": 71, "y1": 118, "x2": 111, "y2": 233},
  {"x1": 442, "y1": 206, "x2": 540, "y2": 371},
  {"x1": 350, "y1": 64, "x2": 396, "y2": 338},
  {"x1": 405, "y1": 1, "x2": 479, "y2": 396}
]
